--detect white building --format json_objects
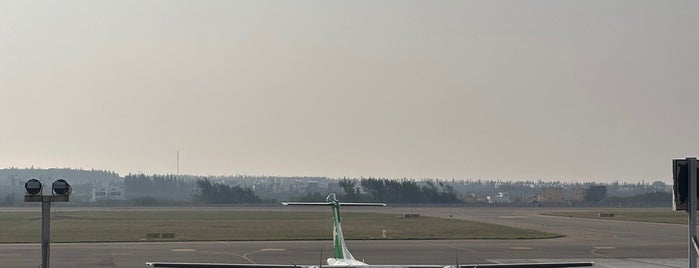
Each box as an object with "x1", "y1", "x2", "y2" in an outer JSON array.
[
  {"x1": 487, "y1": 192, "x2": 510, "y2": 204},
  {"x1": 91, "y1": 185, "x2": 125, "y2": 202}
]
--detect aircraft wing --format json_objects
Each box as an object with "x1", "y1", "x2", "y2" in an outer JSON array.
[{"x1": 146, "y1": 262, "x2": 593, "y2": 268}]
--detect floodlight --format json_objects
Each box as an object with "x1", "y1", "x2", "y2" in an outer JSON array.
[
  {"x1": 673, "y1": 159, "x2": 699, "y2": 211},
  {"x1": 25, "y1": 179, "x2": 42, "y2": 195},
  {"x1": 52, "y1": 179, "x2": 71, "y2": 195}
]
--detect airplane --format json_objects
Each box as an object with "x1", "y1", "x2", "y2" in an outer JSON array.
[{"x1": 146, "y1": 193, "x2": 593, "y2": 268}]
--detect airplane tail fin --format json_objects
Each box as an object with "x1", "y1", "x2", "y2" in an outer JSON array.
[{"x1": 282, "y1": 193, "x2": 385, "y2": 263}]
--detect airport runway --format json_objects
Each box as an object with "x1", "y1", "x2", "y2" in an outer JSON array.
[{"x1": 0, "y1": 207, "x2": 690, "y2": 267}]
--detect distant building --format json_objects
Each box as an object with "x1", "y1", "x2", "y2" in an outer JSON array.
[
  {"x1": 571, "y1": 187, "x2": 586, "y2": 202},
  {"x1": 527, "y1": 194, "x2": 541, "y2": 203},
  {"x1": 487, "y1": 192, "x2": 510, "y2": 204},
  {"x1": 541, "y1": 187, "x2": 564, "y2": 202},
  {"x1": 585, "y1": 186, "x2": 607, "y2": 202},
  {"x1": 91, "y1": 185, "x2": 125, "y2": 202}
]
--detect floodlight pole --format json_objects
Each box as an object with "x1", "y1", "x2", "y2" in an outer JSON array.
[
  {"x1": 42, "y1": 200, "x2": 51, "y2": 268},
  {"x1": 691, "y1": 157, "x2": 698, "y2": 268},
  {"x1": 25, "y1": 192, "x2": 69, "y2": 268}
]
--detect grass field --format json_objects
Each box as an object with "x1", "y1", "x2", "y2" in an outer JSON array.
[
  {"x1": 0, "y1": 210, "x2": 560, "y2": 243},
  {"x1": 543, "y1": 209, "x2": 687, "y2": 224}
]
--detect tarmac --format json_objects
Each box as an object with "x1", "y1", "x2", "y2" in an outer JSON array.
[{"x1": 0, "y1": 207, "x2": 691, "y2": 267}]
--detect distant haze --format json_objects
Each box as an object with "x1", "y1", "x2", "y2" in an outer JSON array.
[{"x1": 1, "y1": 1, "x2": 697, "y2": 182}]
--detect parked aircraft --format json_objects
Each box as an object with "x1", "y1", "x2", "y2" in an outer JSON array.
[{"x1": 146, "y1": 193, "x2": 593, "y2": 268}]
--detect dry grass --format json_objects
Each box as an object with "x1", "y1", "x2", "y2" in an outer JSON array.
[
  {"x1": 0, "y1": 210, "x2": 560, "y2": 243},
  {"x1": 543, "y1": 209, "x2": 686, "y2": 224}
]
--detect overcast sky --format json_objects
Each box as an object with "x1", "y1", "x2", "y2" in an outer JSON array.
[{"x1": 1, "y1": 1, "x2": 697, "y2": 182}]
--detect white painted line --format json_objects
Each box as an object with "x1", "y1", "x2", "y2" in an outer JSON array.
[
  {"x1": 261, "y1": 248, "x2": 285, "y2": 251},
  {"x1": 509, "y1": 247, "x2": 533, "y2": 250},
  {"x1": 593, "y1": 246, "x2": 616, "y2": 250},
  {"x1": 171, "y1": 249, "x2": 196, "y2": 252}
]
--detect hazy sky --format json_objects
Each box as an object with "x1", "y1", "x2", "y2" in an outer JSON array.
[{"x1": 1, "y1": 1, "x2": 697, "y2": 182}]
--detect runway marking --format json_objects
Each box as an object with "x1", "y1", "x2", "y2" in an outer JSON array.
[
  {"x1": 171, "y1": 249, "x2": 196, "y2": 252},
  {"x1": 591, "y1": 246, "x2": 616, "y2": 257},
  {"x1": 242, "y1": 249, "x2": 285, "y2": 264},
  {"x1": 499, "y1": 216, "x2": 529, "y2": 219},
  {"x1": 593, "y1": 246, "x2": 616, "y2": 250},
  {"x1": 416, "y1": 240, "x2": 475, "y2": 253},
  {"x1": 509, "y1": 247, "x2": 532, "y2": 250}
]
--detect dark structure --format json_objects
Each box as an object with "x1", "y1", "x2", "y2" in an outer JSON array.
[{"x1": 585, "y1": 186, "x2": 607, "y2": 202}]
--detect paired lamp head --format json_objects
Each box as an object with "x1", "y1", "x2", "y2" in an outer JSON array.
[{"x1": 24, "y1": 179, "x2": 71, "y2": 196}]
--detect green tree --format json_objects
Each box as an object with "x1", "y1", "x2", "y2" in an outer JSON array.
[
  {"x1": 338, "y1": 178, "x2": 362, "y2": 201},
  {"x1": 194, "y1": 178, "x2": 264, "y2": 204}
]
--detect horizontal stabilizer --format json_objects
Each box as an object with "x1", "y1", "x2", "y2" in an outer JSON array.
[
  {"x1": 455, "y1": 262, "x2": 594, "y2": 267},
  {"x1": 146, "y1": 262, "x2": 303, "y2": 268},
  {"x1": 281, "y1": 202, "x2": 332, "y2": 206},
  {"x1": 282, "y1": 202, "x2": 386, "y2": 207}
]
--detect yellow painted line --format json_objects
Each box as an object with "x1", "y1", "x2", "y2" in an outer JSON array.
[
  {"x1": 509, "y1": 247, "x2": 533, "y2": 250},
  {"x1": 171, "y1": 249, "x2": 196, "y2": 252}
]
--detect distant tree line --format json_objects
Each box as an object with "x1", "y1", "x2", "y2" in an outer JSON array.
[
  {"x1": 193, "y1": 178, "x2": 272, "y2": 204},
  {"x1": 1, "y1": 193, "x2": 15, "y2": 205},
  {"x1": 604, "y1": 192, "x2": 671, "y2": 205},
  {"x1": 0, "y1": 168, "x2": 671, "y2": 207},
  {"x1": 334, "y1": 178, "x2": 461, "y2": 203},
  {"x1": 124, "y1": 174, "x2": 195, "y2": 200}
]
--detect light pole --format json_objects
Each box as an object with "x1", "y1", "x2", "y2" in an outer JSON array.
[{"x1": 24, "y1": 178, "x2": 71, "y2": 268}]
